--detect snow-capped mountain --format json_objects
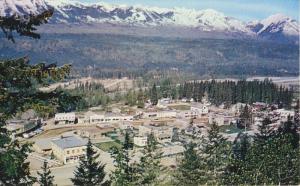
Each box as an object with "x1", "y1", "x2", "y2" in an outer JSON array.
[
  {"x1": 247, "y1": 14, "x2": 299, "y2": 43},
  {"x1": 0, "y1": 0, "x2": 49, "y2": 17},
  {"x1": 247, "y1": 14, "x2": 299, "y2": 36},
  {"x1": 44, "y1": 0, "x2": 299, "y2": 40},
  {"x1": 43, "y1": 0, "x2": 251, "y2": 34},
  {"x1": 1, "y1": 0, "x2": 298, "y2": 43}
]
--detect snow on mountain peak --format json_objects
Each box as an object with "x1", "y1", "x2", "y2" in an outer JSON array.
[
  {"x1": 258, "y1": 13, "x2": 299, "y2": 36},
  {"x1": 261, "y1": 13, "x2": 291, "y2": 24},
  {"x1": 1, "y1": 0, "x2": 298, "y2": 42},
  {"x1": 0, "y1": 0, "x2": 49, "y2": 17}
]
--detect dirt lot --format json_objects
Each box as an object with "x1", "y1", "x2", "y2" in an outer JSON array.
[
  {"x1": 40, "y1": 77, "x2": 134, "y2": 92},
  {"x1": 29, "y1": 126, "x2": 102, "y2": 140}
]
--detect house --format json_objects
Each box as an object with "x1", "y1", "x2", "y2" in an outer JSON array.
[
  {"x1": 54, "y1": 113, "x2": 76, "y2": 124},
  {"x1": 191, "y1": 103, "x2": 209, "y2": 115},
  {"x1": 134, "y1": 136, "x2": 148, "y2": 147},
  {"x1": 161, "y1": 145, "x2": 185, "y2": 157},
  {"x1": 51, "y1": 136, "x2": 87, "y2": 164},
  {"x1": 89, "y1": 113, "x2": 134, "y2": 124},
  {"x1": 209, "y1": 113, "x2": 235, "y2": 126},
  {"x1": 275, "y1": 109, "x2": 294, "y2": 122},
  {"x1": 142, "y1": 111, "x2": 177, "y2": 119},
  {"x1": 6, "y1": 119, "x2": 40, "y2": 136},
  {"x1": 178, "y1": 103, "x2": 209, "y2": 119},
  {"x1": 138, "y1": 125, "x2": 173, "y2": 142},
  {"x1": 6, "y1": 109, "x2": 41, "y2": 136},
  {"x1": 253, "y1": 102, "x2": 268, "y2": 110},
  {"x1": 157, "y1": 98, "x2": 172, "y2": 108},
  {"x1": 33, "y1": 138, "x2": 53, "y2": 154},
  {"x1": 178, "y1": 110, "x2": 198, "y2": 118},
  {"x1": 230, "y1": 103, "x2": 247, "y2": 114}
]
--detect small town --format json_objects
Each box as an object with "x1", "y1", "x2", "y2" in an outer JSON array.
[
  {"x1": 5, "y1": 87, "x2": 299, "y2": 185},
  {"x1": 0, "y1": 0, "x2": 299, "y2": 185}
]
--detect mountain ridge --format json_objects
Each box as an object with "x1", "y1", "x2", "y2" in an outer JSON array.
[{"x1": 0, "y1": 0, "x2": 299, "y2": 43}]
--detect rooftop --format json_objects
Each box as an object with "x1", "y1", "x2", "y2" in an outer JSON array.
[{"x1": 52, "y1": 136, "x2": 87, "y2": 150}]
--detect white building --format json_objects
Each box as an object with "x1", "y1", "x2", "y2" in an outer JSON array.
[
  {"x1": 209, "y1": 113, "x2": 235, "y2": 126},
  {"x1": 178, "y1": 104, "x2": 209, "y2": 119},
  {"x1": 142, "y1": 111, "x2": 177, "y2": 119},
  {"x1": 157, "y1": 98, "x2": 172, "y2": 108},
  {"x1": 191, "y1": 103, "x2": 209, "y2": 115},
  {"x1": 51, "y1": 136, "x2": 87, "y2": 164},
  {"x1": 139, "y1": 125, "x2": 173, "y2": 142},
  {"x1": 178, "y1": 110, "x2": 198, "y2": 118},
  {"x1": 275, "y1": 109, "x2": 294, "y2": 122},
  {"x1": 134, "y1": 136, "x2": 148, "y2": 147},
  {"x1": 89, "y1": 114, "x2": 134, "y2": 124},
  {"x1": 54, "y1": 113, "x2": 76, "y2": 124},
  {"x1": 230, "y1": 103, "x2": 247, "y2": 114}
]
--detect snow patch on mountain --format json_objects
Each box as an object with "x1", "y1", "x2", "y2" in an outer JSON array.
[
  {"x1": 0, "y1": 0, "x2": 48, "y2": 17},
  {"x1": 259, "y1": 14, "x2": 299, "y2": 36}
]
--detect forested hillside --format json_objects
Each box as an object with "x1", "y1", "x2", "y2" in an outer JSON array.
[{"x1": 0, "y1": 33, "x2": 298, "y2": 77}]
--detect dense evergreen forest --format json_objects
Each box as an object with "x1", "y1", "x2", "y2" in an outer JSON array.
[
  {"x1": 58, "y1": 78, "x2": 294, "y2": 112},
  {"x1": 178, "y1": 79, "x2": 293, "y2": 106}
]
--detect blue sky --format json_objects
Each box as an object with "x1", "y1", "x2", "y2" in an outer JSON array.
[{"x1": 79, "y1": 0, "x2": 299, "y2": 21}]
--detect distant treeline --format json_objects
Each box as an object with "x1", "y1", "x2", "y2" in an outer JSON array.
[{"x1": 178, "y1": 79, "x2": 293, "y2": 106}]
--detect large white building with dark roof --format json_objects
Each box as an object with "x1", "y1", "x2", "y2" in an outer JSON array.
[{"x1": 51, "y1": 136, "x2": 87, "y2": 164}]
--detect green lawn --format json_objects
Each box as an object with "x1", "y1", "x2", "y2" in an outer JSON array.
[
  {"x1": 219, "y1": 125, "x2": 243, "y2": 134},
  {"x1": 95, "y1": 141, "x2": 122, "y2": 152}
]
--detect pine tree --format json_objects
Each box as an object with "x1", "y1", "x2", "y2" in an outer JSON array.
[
  {"x1": 254, "y1": 117, "x2": 275, "y2": 143},
  {"x1": 0, "y1": 9, "x2": 53, "y2": 42},
  {"x1": 150, "y1": 84, "x2": 158, "y2": 105},
  {"x1": 37, "y1": 161, "x2": 55, "y2": 186},
  {"x1": 238, "y1": 104, "x2": 252, "y2": 130},
  {"x1": 174, "y1": 142, "x2": 206, "y2": 185},
  {"x1": 224, "y1": 118, "x2": 300, "y2": 185},
  {"x1": 0, "y1": 58, "x2": 71, "y2": 185},
  {"x1": 246, "y1": 133, "x2": 300, "y2": 185},
  {"x1": 71, "y1": 139, "x2": 109, "y2": 186},
  {"x1": 294, "y1": 99, "x2": 300, "y2": 125},
  {"x1": 110, "y1": 130, "x2": 136, "y2": 186},
  {"x1": 137, "y1": 88, "x2": 145, "y2": 108},
  {"x1": 277, "y1": 117, "x2": 299, "y2": 149},
  {"x1": 0, "y1": 9, "x2": 75, "y2": 185},
  {"x1": 222, "y1": 133, "x2": 251, "y2": 185},
  {"x1": 136, "y1": 133, "x2": 163, "y2": 185},
  {"x1": 201, "y1": 122, "x2": 229, "y2": 185}
]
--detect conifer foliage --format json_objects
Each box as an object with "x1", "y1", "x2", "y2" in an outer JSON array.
[
  {"x1": 201, "y1": 122, "x2": 230, "y2": 185},
  {"x1": 37, "y1": 161, "x2": 55, "y2": 186},
  {"x1": 71, "y1": 139, "x2": 110, "y2": 186},
  {"x1": 150, "y1": 84, "x2": 158, "y2": 105},
  {"x1": 0, "y1": 9, "x2": 53, "y2": 42},
  {"x1": 110, "y1": 130, "x2": 136, "y2": 186},
  {"x1": 174, "y1": 142, "x2": 205, "y2": 185},
  {"x1": 136, "y1": 133, "x2": 163, "y2": 185},
  {"x1": 178, "y1": 79, "x2": 293, "y2": 106},
  {"x1": 0, "y1": 57, "x2": 71, "y2": 185}
]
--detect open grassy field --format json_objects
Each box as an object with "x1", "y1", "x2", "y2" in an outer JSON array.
[{"x1": 95, "y1": 141, "x2": 122, "y2": 152}]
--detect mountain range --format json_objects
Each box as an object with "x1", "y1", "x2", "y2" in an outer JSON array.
[{"x1": 0, "y1": 0, "x2": 299, "y2": 43}]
